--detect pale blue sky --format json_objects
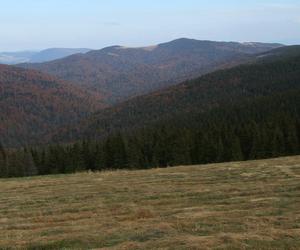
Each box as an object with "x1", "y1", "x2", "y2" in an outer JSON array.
[{"x1": 0, "y1": 0, "x2": 299, "y2": 51}]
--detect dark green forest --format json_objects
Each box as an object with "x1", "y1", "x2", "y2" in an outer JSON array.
[{"x1": 1, "y1": 89, "x2": 299, "y2": 178}]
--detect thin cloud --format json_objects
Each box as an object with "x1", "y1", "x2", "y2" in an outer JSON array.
[
  {"x1": 103, "y1": 22, "x2": 120, "y2": 26},
  {"x1": 260, "y1": 3, "x2": 300, "y2": 10}
]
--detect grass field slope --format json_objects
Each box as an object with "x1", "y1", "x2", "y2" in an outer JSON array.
[{"x1": 0, "y1": 156, "x2": 299, "y2": 249}]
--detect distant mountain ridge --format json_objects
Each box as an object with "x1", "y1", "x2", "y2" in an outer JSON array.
[
  {"x1": 0, "y1": 48, "x2": 90, "y2": 64},
  {"x1": 20, "y1": 38, "x2": 283, "y2": 104},
  {"x1": 28, "y1": 48, "x2": 91, "y2": 63}
]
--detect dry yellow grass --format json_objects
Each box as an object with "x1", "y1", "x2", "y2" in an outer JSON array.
[{"x1": 0, "y1": 156, "x2": 300, "y2": 249}]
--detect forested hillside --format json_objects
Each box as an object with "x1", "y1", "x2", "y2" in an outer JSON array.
[
  {"x1": 58, "y1": 49, "x2": 300, "y2": 142},
  {"x1": 1, "y1": 47, "x2": 299, "y2": 177},
  {"x1": 20, "y1": 39, "x2": 282, "y2": 104},
  {"x1": 0, "y1": 65, "x2": 106, "y2": 147}
]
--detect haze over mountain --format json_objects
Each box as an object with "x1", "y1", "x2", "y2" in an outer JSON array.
[
  {"x1": 0, "y1": 48, "x2": 90, "y2": 64},
  {"x1": 20, "y1": 38, "x2": 283, "y2": 104},
  {"x1": 0, "y1": 64, "x2": 105, "y2": 147},
  {"x1": 0, "y1": 51, "x2": 37, "y2": 64}
]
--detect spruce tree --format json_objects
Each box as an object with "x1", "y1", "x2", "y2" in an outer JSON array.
[{"x1": 0, "y1": 142, "x2": 8, "y2": 178}]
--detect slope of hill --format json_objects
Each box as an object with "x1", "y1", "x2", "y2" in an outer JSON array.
[
  {"x1": 60, "y1": 46, "x2": 300, "y2": 142},
  {"x1": 0, "y1": 64, "x2": 105, "y2": 147},
  {"x1": 256, "y1": 45, "x2": 300, "y2": 62},
  {"x1": 2, "y1": 89, "x2": 296, "y2": 178},
  {"x1": 20, "y1": 39, "x2": 283, "y2": 103},
  {"x1": 0, "y1": 48, "x2": 90, "y2": 64},
  {"x1": 0, "y1": 156, "x2": 299, "y2": 249}
]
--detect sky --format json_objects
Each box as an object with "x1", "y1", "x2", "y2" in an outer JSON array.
[{"x1": 0, "y1": 0, "x2": 299, "y2": 51}]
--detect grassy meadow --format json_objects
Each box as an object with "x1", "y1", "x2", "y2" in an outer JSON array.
[{"x1": 0, "y1": 156, "x2": 300, "y2": 249}]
